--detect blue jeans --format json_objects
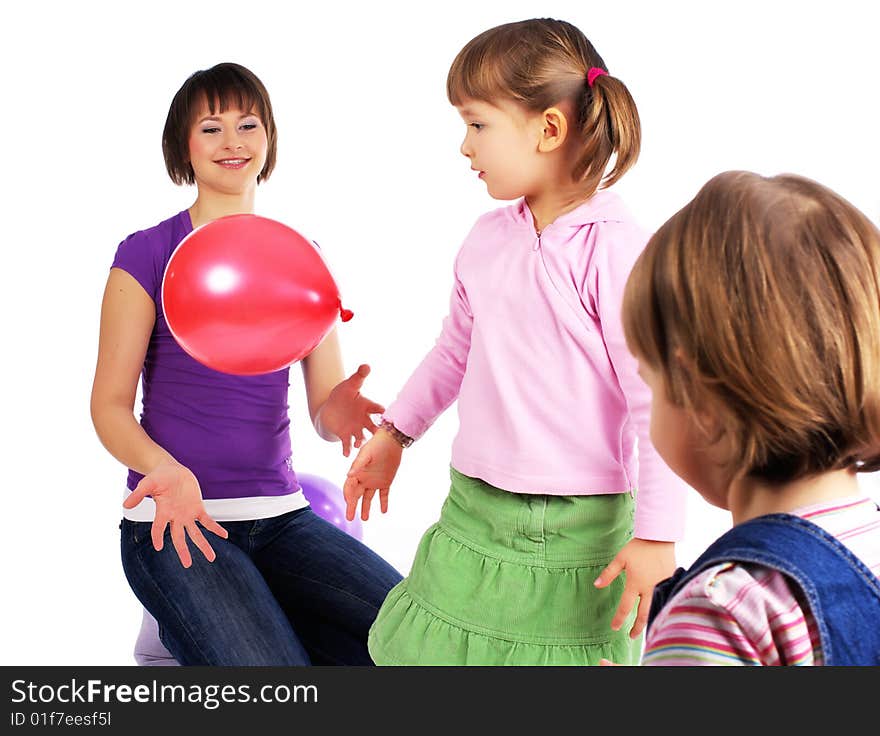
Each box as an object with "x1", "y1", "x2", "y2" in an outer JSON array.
[{"x1": 120, "y1": 508, "x2": 403, "y2": 666}]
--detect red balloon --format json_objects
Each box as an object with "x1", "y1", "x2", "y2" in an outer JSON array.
[{"x1": 162, "y1": 214, "x2": 352, "y2": 375}]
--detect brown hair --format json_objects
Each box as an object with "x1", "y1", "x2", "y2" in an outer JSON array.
[
  {"x1": 623, "y1": 170, "x2": 880, "y2": 484},
  {"x1": 162, "y1": 62, "x2": 277, "y2": 185},
  {"x1": 446, "y1": 18, "x2": 640, "y2": 194}
]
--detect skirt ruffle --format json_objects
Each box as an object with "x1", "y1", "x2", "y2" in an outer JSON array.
[{"x1": 369, "y1": 514, "x2": 641, "y2": 666}]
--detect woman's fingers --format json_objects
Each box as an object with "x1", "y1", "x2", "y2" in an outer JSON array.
[
  {"x1": 150, "y1": 516, "x2": 168, "y2": 552},
  {"x1": 198, "y1": 514, "x2": 229, "y2": 539},
  {"x1": 170, "y1": 521, "x2": 192, "y2": 568},
  {"x1": 186, "y1": 522, "x2": 217, "y2": 563},
  {"x1": 125, "y1": 477, "x2": 157, "y2": 509}
]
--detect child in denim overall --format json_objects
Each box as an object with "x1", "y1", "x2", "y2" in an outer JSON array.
[{"x1": 618, "y1": 171, "x2": 880, "y2": 665}]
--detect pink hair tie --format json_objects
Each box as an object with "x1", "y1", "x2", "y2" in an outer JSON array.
[{"x1": 587, "y1": 67, "x2": 607, "y2": 87}]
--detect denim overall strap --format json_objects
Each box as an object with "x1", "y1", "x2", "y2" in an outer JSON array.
[{"x1": 648, "y1": 513, "x2": 880, "y2": 665}]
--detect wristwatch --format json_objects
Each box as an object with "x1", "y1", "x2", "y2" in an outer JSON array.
[{"x1": 380, "y1": 419, "x2": 414, "y2": 448}]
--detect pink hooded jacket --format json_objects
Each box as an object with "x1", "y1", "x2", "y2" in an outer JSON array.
[{"x1": 383, "y1": 191, "x2": 688, "y2": 541}]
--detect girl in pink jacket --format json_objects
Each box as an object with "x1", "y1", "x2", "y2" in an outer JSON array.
[{"x1": 345, "y1": 18, "x2": 689, "y2": 665}]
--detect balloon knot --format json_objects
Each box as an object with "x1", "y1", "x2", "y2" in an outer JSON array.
[{"x1": 340, "y1": 308, "x2": 354, "y2": 322}]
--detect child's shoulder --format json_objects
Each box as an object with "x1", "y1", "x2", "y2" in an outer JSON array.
[
  {"x1": 668, "y1": 561, "x2": 801, "y2": 633},
  {"x1": 648, "y1": 562, "x2": 810, "y2": 666},
  {"x1": 467, "y1": 193, "x2": 644, "y2": 230},
  {"x1": 452, "y1": 203, "x2": 528, "y2": 260},
  {"x1": 577, "y1": 193, "x2": 651, "y2": 275},
  {"x1": 582, "y1": 191, "x2": 649, "y2": 240},
  {"x1": 470, "y1": 201, "x2": 526, "y2": 230}
]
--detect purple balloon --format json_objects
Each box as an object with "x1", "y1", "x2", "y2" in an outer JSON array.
[
  {"x1": 134, "y1": 609, "x2": 177, "y2": 666},
  {"x1": 298, "y1": 473, "x2": 363, "y2": 540}
]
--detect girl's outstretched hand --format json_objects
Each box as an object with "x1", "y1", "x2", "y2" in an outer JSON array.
[
  {"x1": 315, "y1": 364, "x2": 385, "y2": 457},
  {"x1": 593, "y1": 538, "x2": 675, "y2": 639},
  {"x1": 343, "y1": 430, "x2": 403, "y2": 521},
  {"x1": 123, "y1": 459, "x2": 228, "y2": 568}
]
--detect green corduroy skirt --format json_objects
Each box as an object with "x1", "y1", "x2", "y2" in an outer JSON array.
[{"x1": 368, "y1": 467, "x2": 642, "y2": 665}]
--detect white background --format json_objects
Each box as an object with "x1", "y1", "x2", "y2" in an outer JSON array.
[{"x1": 3, "y1": 0, "x2": 879, "y2": 665}]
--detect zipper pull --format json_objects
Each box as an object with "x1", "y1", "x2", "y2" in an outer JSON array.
[{"x1": 533, "y1": 229, "x2": 542, "y2": 251}]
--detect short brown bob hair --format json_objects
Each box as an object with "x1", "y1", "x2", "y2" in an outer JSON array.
[
  {"x1": 447, "y1": 18, "x2": 640, "y2": 196},
  {"x1": 623, "y1": 171, "x2": 880, "y2": 484},
  {"x1": 162, "y1": 62, "x2": 277, "y2": 185}
]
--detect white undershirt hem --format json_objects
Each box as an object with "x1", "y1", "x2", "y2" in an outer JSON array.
[{"x1": 121, "y1": 488, "x2": 310, "y2": 522}]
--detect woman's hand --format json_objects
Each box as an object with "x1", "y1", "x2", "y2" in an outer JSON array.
[
  {"x1": 314, "y1": 364, "x2": 385, "y2": 457},
  {"x1": 594, "y1": 538, "x2": 675, "y2": 638},
  {"x1": 123, "y1": 459, "x2": 228, "y2": 568}
]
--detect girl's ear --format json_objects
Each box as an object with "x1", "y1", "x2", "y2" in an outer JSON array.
[
  {"x1": 537, "y1": 107, "x2": 568, "y2": 153},
  {"x1": 672, "y1": 348, "x2": 730, "y2": 454},
  {"x1": 693, "y1": 405, "x2": 726, "y2": 447}
]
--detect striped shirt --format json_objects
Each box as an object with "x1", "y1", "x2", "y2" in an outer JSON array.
[{"x1": 642, "y1": 495, "x2": 880, "y2": 666}]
